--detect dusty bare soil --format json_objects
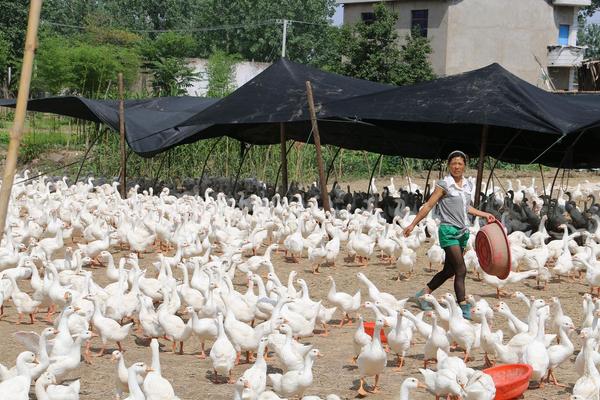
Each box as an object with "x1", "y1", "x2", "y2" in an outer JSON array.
[{"x1": 0, "y1": 233, "x2": 589, "y2": 400}]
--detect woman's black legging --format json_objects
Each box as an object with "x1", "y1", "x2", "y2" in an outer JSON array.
[{"x1": 426, "y1": 245, "x2": 467, "y2": 303}]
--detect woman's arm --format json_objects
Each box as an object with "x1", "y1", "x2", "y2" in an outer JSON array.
[
  {"x1": 468, "y1": 206, "x2": 496, "y2": 223},
  {"x1": 403, "y1": 187, "x2": 445, "y2": 237}
]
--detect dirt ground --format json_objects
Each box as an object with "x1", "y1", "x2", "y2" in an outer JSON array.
[
  {"x1": 0, "y1": 239, "x2": 588, "y2": 400},
  {"x1": 1, "y1": 171, "x2": 598, "y2": 399}
]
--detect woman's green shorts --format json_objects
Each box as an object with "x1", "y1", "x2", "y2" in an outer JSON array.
[{"x1": 438, "y1": 224, "x2": 470, "y2": 249}]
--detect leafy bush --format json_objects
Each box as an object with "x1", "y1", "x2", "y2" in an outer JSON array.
[
  {"x1": 140, "y1": 32, "x2": 197, "y2": 61},
  {"x1": 33, "y1": 36, "x2": 140, "y2": 97},
  {"x1": 206, "y1": 50, "x2": 240, "y2": 98}
]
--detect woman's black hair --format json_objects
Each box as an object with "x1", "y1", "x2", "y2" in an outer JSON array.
[{"x1": 447, "y1": 150, "x2": 468, "y2": 164}]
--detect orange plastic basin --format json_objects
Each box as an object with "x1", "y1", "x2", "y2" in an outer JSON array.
[
  {"x1": 476, "y1": 220, "x2": 511, "y2": 280},
  {"x1": 363, "y1": 321, "x2": 387, "y2": 344},
  {"x1": 483, "y1": 364, "x2": 532, "y2": 400}
]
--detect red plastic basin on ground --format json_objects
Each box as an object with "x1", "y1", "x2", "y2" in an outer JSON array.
[
  {"x1": 362, "y1": 321, "x2": 387, "y2": 344},
  {"x1": 483, "y1": 364, "x2": 532, "y2": 400}
]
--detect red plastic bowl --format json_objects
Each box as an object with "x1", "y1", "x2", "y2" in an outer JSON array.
[
  {"x1": 476, "y1": 220, "x2": 511, "y2": 280},
  {"x1": 483, "y1": 364, "x2": 532, "y2": 400},
  {"x1": 362, "y1": 321, "x2": 387, "y2": 344}
]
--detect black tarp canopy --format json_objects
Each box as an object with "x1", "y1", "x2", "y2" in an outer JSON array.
[
  {"x1": 176, "y1": 60, "x2": 600, "y2": 168},
  {"x1": 0, "y1": 96, "x2": 219, "y2": 157},
  {"x1": 319, "y1": 63, "x2": 600, "y2": 168}
]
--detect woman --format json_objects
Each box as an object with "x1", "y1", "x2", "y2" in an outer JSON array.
[{"x1": 403, "y1": 150, "x2": 495, "y2": 319}]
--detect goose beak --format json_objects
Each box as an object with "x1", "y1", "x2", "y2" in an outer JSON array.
[
  {"x1": 53, "y1": 329, "x2": 59, "y2": 335},
  {"x1": 243, "y1": 380, "x2": 252, "y2": 389},
  {"x1": 33, "y1": 356, "x2": 39, "y2": 364},
  {"x1": 417, "y1": 382, "x2": 427, "y2": 389},
  {"x1": 317, "y1": 351, "x2": 324, "y2": 358},
  {"x1": 73, "y1": 307, "x2": 81, "y2": 312},
  {"x1": 145, "y1": 367, "x2": 154, "y2": 373},
  {"x1": 91, "y1": 332, "x2": 99, "y2": 338}
]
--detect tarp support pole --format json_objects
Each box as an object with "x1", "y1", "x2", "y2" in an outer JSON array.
[
  {"x1": 274, "y1": 140, "x2": 295, "y2": 198},
  {"x1": 75, "y1": 127, "x2": 101, "y2": 183},
  {"x1": 232, "y1": 142, "x2": 252, "y2": 196},
  {"x1": 118, "y1": 72, "x2": 126, "y2": 198},
  {"x1": 279, "y1": 123, "x2": 288, "y2": 195},
  {"x1": 305, "y1": 81, "x2": 330, "y2": 211},
  {"x1": 539, "y1": 164, "x2": 547, "y2": 197},
  {"x1": 0, "y1": 0, "x2": 42, "y2": 236},
  {"x1": 423, "y1": 160, "x2": 436, "y2": 201},
  {"x1": 484, "y1": 130, "x2": 521, "y2": 203},
  {"x1": 199, "y1": 137, "x2": 223, "y2": 190},
  {"x1": 367, "y1": 154, "x2": 383, "y2": 199},
  {"x1": 325, "y1": 146, "x2": 342, "y2": 185},
  {"x1": 549, "y1": 129, "x2": 586, "y2": 208},
  {"x1": 474, "y1": 125, "x2": 489, "y2": 209},
  {"x1": 152, "y1": 152, "x2": 168, "y2": 189}
]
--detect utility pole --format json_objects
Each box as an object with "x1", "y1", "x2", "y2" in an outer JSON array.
[{"x1": 281, "y1": 19, "x2": 288, "y2": 58}]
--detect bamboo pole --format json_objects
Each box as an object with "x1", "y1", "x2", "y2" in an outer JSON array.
[
  {"x1": 118, "y1": 73, "x2": 126, "y2": 198},
  {"x1": 305, "y1": 81, "x2": 330, "y2": 211},
  {"x1": 279, "y1": 123, "x2": 288, "y2": 195},
  {"x1": 0, "y1": 0, "x2": 43, "y2": 236},
  {"x1": 474, "y1": 125, "x2": 488, "y2": 209}
]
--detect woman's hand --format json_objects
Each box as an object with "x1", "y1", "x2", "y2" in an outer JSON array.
[
  {"x1": 485, "y1": 213, "x2": 496, "y2": 224},
  {"x1": 403, "y1": 224, "x2": 414, "y2": 237}
]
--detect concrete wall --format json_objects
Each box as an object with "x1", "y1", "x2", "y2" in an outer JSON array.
[
  {"x1": 444, "y1": 0, "x2": 557, "y2": 85},
  {"x1": 185, "y1": 59, "x2": 271, "y2": 97},
  {"x1": 342, "y1": 1, "x2": 450, "y2": 75}
]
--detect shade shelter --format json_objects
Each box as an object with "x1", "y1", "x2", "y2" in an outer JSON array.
[{"x1": 0, "y1": 96, "x2": 219, "y2": 157}]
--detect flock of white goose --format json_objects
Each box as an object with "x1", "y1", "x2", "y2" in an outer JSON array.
[{"x1": 1, "y1": 174, "x2": 600, "y2": 399}]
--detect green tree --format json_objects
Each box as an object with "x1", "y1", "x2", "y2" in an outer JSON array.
[
  {"x1": 99, "y1": 0, "x2": 197, "y2": 32},
  {"x1": 581, "y1": 0, "x2": 600, "y2": 17},
  {"x1": 579, "y1": 23, "x2": 600, "y2": 59},
  {"x1": 140, "y1": 32, "x2": 198, "y2": 61},
  {"x1": 0, "y1": 1, "x2": 29, "y2": 88},
  {"x1": 149, "y1": 57, "x2": 198, "y2": 96},
  {"x1": 33, "y1": 36, "x2": 140, "y2": 97},
  {"x1": 206, "y1": 50, "x2": 240, "y2": 98},
  {"x1": 191, "y1": 0, "x2": 336, "y2": 64},
  {"x1": 140, "y1": 32, "x2": 200, "y2": 96},
  {"x1": 396, "y1": 28, "x2": 436, "y2": 85},
  {"x1": 0, "y1": 32, "x2": 10, "y2": 96},
  {"x1": 336, "y1": 3, "x2": 403, "y2": 84}
]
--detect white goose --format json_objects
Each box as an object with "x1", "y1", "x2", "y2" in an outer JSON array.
[
  {"x1": 47, "y1": 330, "x2": 95, "y2": 382},
  {"x1": 0, "y1": 351, "x2": 38, "y2": 400},
  {"x1": 34, "y1": 371, "x2": 80, "y2": 400},
  {"x1": 143, "y1": 339, "x2": 179, "y2": 400},
  {"x1": 356, "y1": 318, "x2": 387, "y2": 396},
  {"x1": 268, "y1": 348, "x2": 322, "y2": 398},
  {"x1": 327, "y1": 276, "x2": 360, "y2": 328},
  {"x1": 209, "y1": 313, "x2": 237, "y2": 384},
  {"x1": 88, "y1": 295, "x2": 133, "y2": 357}
]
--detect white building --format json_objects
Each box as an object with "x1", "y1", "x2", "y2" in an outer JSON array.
[{"x1": 185, "y1": 59, "x2": 271, "y2": 97}]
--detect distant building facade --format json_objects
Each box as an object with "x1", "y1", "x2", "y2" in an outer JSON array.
[{"x1": 337, "y1": 0, "x2": 590, "y2": 90}]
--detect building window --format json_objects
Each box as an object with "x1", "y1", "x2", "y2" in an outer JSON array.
[
  {"x1": 411, "y1": 9, "x2": 428, "y2": 37},
  {"x1": 559, "y1": 24, "x2": 570, "y2": 46},
  {"x1": 361, "y1": 12, "x2": 375, "y2": 24}
]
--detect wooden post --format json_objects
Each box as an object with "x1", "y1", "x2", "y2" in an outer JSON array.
[
  {"x1": 305, "y1": 81, "x2": 330, "y2": 211},
  {"x1": 279, "y1": 123, "x2": 288, "y2": 195},
  {"x1": 474, "y1": 125, "x2": 489, "y2": 209},
  {"x1": 0, "y1": 0, "x2": 43, "y2": 236},
  {"x1": 118, "y1": 73, "x2": 126, "y2": 198}
]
